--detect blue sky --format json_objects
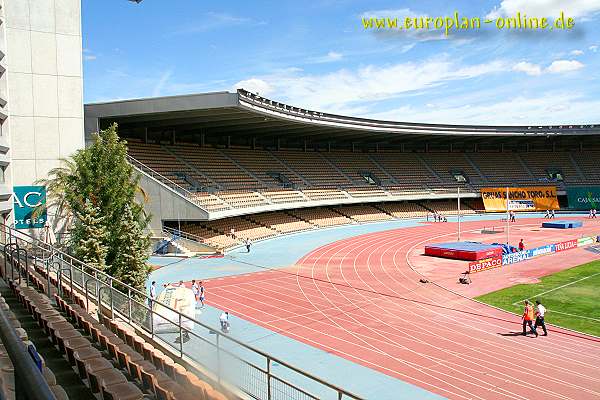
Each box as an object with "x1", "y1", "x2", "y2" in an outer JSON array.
[{"x1": 82, "y1": 1, "x2": 600, "y2": 125}]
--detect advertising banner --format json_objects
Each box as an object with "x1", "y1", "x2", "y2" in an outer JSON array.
[
  {"x1": 555, "y1": 239, "x2": 578, "y2": 252},
  {"x1": 468, "y1": 256, "x2": 502, "y2": 273},
  {"x1": 566, "y1": 187, "x2": 600, "y2": 210},
  {"x1": 13, "y1": 186, "x2": 47, "y2": 229},
  {"x1": 480, "y1": 187, "x2": 559, "y2": 212},
  {"x1": 502, "y1": 250, "x2": 531, "y2": 265},
  {"x1": 577, "y1": 237, "x2": 596, "y2": 247},
  {"x1": 530, "y1": 244, "x2": 555, "y2": 257}
]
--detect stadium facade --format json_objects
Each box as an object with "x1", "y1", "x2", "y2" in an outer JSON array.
[{"x1": 1, "y1": 0, "x2": 84, "y2": 225}]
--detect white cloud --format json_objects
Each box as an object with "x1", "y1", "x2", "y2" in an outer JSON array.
[
  {"x1": 233, "y1": 78, "x2": 273, "y2": 96},
  {"x1": 171, "y1": 12, "x2": 262, "y2": 35},
  {"x1": 233, "y1": 58, "x2": 509, "y2": 111},
  {"x1": 487, "y1": 0, "x2": 600, "y2": 19},
  {"x1": 83, "y1": 48, "x2": 97, "y2": 61},
  {"x1": 367, "y1": 92, "x2": 600, "y2": 125},
  {"x1": 546, "y1": 59, "x2": 584, "y2": 73},
  {"x1": 590, "y1": 45, "x2": 599, "y2": 52},
  {"x1": 311, "y1": 51, "x2": 343, "y2": 64},
  {"x1": 152, "y1": 70, "x2": 173, "y2": 97},
  {"x1": 512, "y1": 61, "x2": 542, "y2": 76},
  {"x1": 570, "y1": 49, "x2": 584, "y2": 56}
]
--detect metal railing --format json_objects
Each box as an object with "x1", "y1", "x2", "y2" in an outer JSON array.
[
  {"x1": 126, "y1": 154, "x2": 198, "y2": 199},
  {"x1": 0, "y1": 305, "x2": 56, "y2": 400},
  {"x1": 163, "y1": 226, "x2": 205, "y2": 244},
  {"x1": 0, "y1": 224, "x2": 362, "y2": 400}
]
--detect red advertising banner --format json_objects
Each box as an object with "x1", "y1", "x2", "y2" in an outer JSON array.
[
  {"x1": 555, "y1": 239, "x2": 578, "y2": 252},
  {"x1": 468, "y1": 256, "x2": 503, "y2": 273}
]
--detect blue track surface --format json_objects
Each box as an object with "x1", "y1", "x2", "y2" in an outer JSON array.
[{"x1": 148, "y1": 212, "x2": 582, "y2": 400}]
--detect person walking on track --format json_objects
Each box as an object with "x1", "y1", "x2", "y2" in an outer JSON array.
[
  {"x1": 522, "y1": 300, "x2": 538, "y2": 337},
  {"x1": 534, "y1": 300, "x2": 548, "y2": 336},
  {"x1": 192, "y1": 280, "x2": 200, "y2": 308},
  {"x1": 199, "y1": 281, "x2": 205, "y2": 308}
]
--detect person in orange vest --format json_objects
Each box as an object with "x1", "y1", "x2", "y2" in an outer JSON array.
[{"x1": 522, "y1": 300, "x2": 538, "y2": 337}]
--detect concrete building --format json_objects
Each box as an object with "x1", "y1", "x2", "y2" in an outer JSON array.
[{"x1": 0, "y1": 0, "x2": 85, "y2": 224}]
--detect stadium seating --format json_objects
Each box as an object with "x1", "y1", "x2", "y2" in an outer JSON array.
[
  {"x1": 375, "y1": 202, "x2": 429, "y2": 219},
  {"x1": 568, "y1": 151, "x2": 600, "y2": 184},
  {"x1": 421, "y1": 200, "x2": 476, "y2": 215},
  {"x1": 287, "y1": 207, "x2": 354, "y2": 228},
  {"x1": 271, "y1": 151, "x2": 352, "y2": 187},
  {"x1": 126, "y1": 143, "x2": 600, "y2": 217},
  {"x1": 2, "y1": 250, "x2": 230, "y2": 400},
  {"x1": 332, "y1": 205, "x2": 393, "y2": 222}
]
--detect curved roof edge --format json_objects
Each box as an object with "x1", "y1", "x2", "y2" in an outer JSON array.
[{"x1": 236, "y1": 89, "x2": 599, "y2": 137}]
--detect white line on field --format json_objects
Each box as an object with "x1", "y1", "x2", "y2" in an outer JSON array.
[
  {"x1": 547, "y1": 310, "x2": 600, "y2": 322},
  {"x1": 512, "y1": 270, "x2": 600, "y2": 306}
]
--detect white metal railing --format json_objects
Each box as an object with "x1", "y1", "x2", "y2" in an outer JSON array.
[{"x1": 0, "y1": 224, "x2": 362, "y2": 400}]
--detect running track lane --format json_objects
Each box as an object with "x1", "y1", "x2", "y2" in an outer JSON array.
[{"x1": 207, "y1": 219, "x2": 600, "y2": 400}]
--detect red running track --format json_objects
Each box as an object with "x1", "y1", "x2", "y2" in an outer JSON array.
[{"x1": 207, "y1": 219, "x2": 600, "y2": 400}]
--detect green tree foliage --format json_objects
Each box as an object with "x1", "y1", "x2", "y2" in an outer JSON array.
[
  {"x1": 39, "y1": 123, "x2": 151, "y2": 291},
  {"x1": 112, "y1": 204, "x2": 151, "y2": 291},
  {"x1": 71, "y1": 199, "x2": 108, "y2": 272}
]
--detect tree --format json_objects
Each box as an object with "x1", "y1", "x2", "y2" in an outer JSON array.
[
  {"x1": 39, "y1": 123, "x2": 151, "y2": 291},
  {"x1": 71, "y1": 199, "x2": 108, "y2": 273},
  {"x1": 111, "y1": 204, "x2": 151, "y2": 291}
]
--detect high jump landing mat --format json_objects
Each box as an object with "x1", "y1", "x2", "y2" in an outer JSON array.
[
  {"x1": 424, "y1": 242, "x2": 503, "y2": 261},
  {"x1": 542, "y1": 220, "x2": 583, "y2": 229}
]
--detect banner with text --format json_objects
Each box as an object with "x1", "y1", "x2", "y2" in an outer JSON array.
[
  {"x1": 566, "y1": 186, "x2": 600, "y2": 210},
  {"x1": 13, "y1": 186, "x2": 47, "y2": 229},
  {"x1": 468, "y1": 256, "x2": 503, "y2": 273},
  {"x1": 480, "y1": 187, "x2": 559, "y2": 212}
]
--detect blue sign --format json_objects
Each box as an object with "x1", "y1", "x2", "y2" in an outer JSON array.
[
  {"x1": 502, "y1": 250, "x2": 531, "y2": 265},
  {"x1": 13, "y1": 186, "x2": 47, "y2": 229},
  {"x1": 502, "y1": 244, "x2": 556, "y2": 265},
  {"x1": 529, "y1": 244, "x2": 555, "y2": 257}
]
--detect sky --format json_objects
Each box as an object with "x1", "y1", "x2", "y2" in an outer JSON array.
[{"x1": 82, "y1": 1, "x2": 600, "y2": 125}]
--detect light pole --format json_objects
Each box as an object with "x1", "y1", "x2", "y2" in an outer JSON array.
[
  {"x1": 457, "y1": 187, "x2": 461, "y2": 241},
  {"x1": 506, "y1": 186, "x2": 510, "y2": 245}
]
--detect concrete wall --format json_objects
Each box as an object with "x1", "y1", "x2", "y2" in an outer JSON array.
[
  {"x1": 1, "y1": 0, "x2": 84, "y2": 221},
  {"x1": 4, "y1": 0, "x2": 85, "y2": 183},
  {"x1": 138, "y1": 172, "x2": 209, "y2": 235}
]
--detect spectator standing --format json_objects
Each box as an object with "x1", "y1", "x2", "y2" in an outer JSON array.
[
  {"x1": 534, "y1": 300, "x2": 548, "y2": 336},
  {"x1": 220, "y1": 311, "x2": 230, "y2": 333},
  {"x1": 522, "y1": 300, "x2": 538, "y2": 337},
  {"x1": 199, "y1": 281, "x2": 205, "y2": 308},
  {"x1": 149, "y1": 281, "x2": 157, "y2": 307},
  {"x1": 191, "y1": 280, "x2": 200, "y2": 308}
]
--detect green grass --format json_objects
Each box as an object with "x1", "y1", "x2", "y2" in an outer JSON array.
[{"x1": 475, "y1": 260, "x2": 600, "y2": 336}]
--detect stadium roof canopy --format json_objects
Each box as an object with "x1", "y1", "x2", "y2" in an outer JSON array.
[{"x1": 85, "y1": 89, "x2": 600, "y2": 146}]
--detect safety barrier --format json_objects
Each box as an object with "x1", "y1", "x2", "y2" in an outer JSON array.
[{"x1": 0, "y1": 224, "x2": 362, "y2": 400}]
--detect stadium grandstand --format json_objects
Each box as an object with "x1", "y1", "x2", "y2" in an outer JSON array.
[
  {"x1": 2, "y1": 1, "x2": 599, "y2": 400},
  {"x1": 85, "y1": 89, "x2": 600, "y2": 252}
]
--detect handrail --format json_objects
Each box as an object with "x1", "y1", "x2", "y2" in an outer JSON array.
[
  {"x1": 0, "y1": 252, "x2": 56, "y2": 400},
  {"x1": 126, "y1": 155, "x2": 194, "y2": 197},
  {"x1": 0, "y1": 223, "x2": 362, "y2": 400},
  {"x1": 163, "y1": 226, "x2": 205, "y2": 243}
]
